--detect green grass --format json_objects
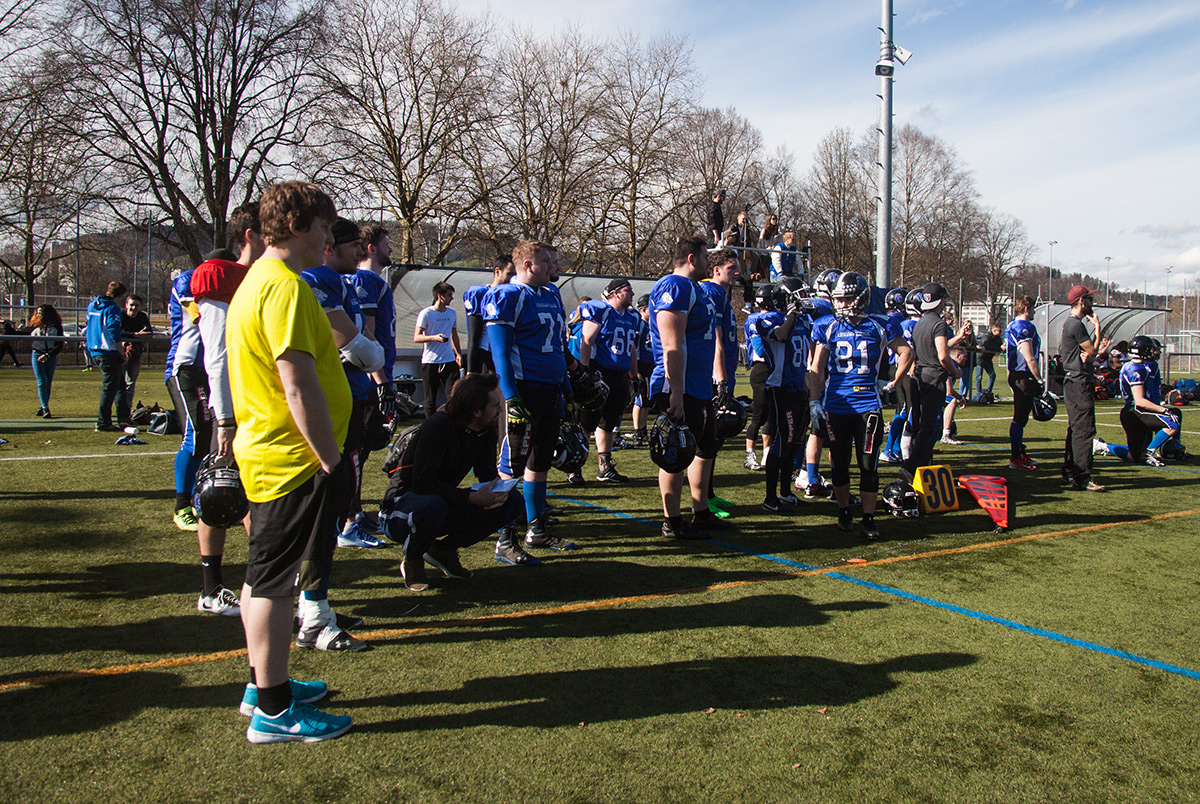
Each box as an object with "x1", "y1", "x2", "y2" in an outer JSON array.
[{"x1": 3, "y1": 366, "x2": 1200, "y2": 802}]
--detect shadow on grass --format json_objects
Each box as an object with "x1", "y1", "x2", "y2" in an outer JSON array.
[
  {"x1": 348, "y1": 651, "x2": 977, "y2": 732},
  {"x1": 0, "y1": 612, "x2": 244, "y2": 660},
  {"x1": 371, "y1": 592, "x2": 889, "y2": 649},
  {"x1": 0, "y1": 672, "x2": 243, "y2": 741},
  {"x1": 0, "y1": 560, "x2": 221, "y2": 600}
]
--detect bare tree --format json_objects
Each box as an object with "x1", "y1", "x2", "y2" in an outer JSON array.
[
  {"x1": 68, "y1": 0, "x2": 323, "y2": 264},
  {"x1": 976, "y1": 208, "x2": 1032, "y2": 323},
  {"x1": 801, "y1": 127, "x2": 873, "y2": 274},
  {"x1": 307, "y1": 0, "x2": 494, "y2": 268},
  {"x1": 0, "y1": 56, "x2": 107, "y2": 305}
]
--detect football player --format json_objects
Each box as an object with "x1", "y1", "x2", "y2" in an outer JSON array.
[
  {"x1": 797, "y1": 269, "x2": 841, "y2": 498},
  {"x1": 758, "y1": 278, "x2": 812, "y2": 514},
  {"x1": 463, "y1": 257, "x2": 515, "y2": 374},
  {"x1": 1093, "y1": 335, "x2": 1181, "y2": 466},
  {"x1": 578, "y1": 278, "x2": 640, "y2": 483},
  {"x1": 649, "y1": 236, "x2": 721, "y2": 539},
  {"x1": 901, "y1": 282, "x2": 962, "y2": 482},
  {"x1": 808, "y1": 272, "x2": 912, "y2": 540},
  {"x1": 485, "y1": 240, "x2": 577, "y2": 560},
  {"x1": 743, "y1": 285, "x2": 775, "y2": 471},
  {"x1": 700, "y1": 248, "x2": 742, "y2": 514},
  {"x1": 1005, "y1": 294, "x2": 1043, "y2": 471},
  {"x1": 629, "y1": 294, "x2": 655, "y2": 447}
]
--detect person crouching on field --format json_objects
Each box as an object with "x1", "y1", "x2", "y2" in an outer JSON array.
[{"x1": 380, "y1": 373, "x2": 523, "y2": 590}]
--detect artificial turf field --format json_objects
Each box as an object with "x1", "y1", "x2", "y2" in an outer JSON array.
[{"x1": 3, "y1": 367, "x2": 1200, "y2": 802}]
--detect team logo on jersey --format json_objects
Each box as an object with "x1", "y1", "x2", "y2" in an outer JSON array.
[
  {"x1": 659, "y1": 291, "x2": 674, "y2": 306},
  {"x1": 485, "y1": 302, "x2": 498, "y2": 317}
]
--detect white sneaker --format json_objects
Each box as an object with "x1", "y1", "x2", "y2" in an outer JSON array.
[
  {"x1": 197, "y1": 585, "x2": 241, "y2": 616},
  {"x1": 1092, "y1": 437, "x2": 1108, "y2": 456},
  {"x1": 940, "y1": 435, "x2": 964, "y2": 446},
  {"x1": 743, "y1": 451, "x2": 762, "y2": 471},
  {"x1": 296, "y1": 611, "x2": 367, "y2": 652}
]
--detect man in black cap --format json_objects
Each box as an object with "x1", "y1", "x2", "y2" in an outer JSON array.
[
  {"x1": 902, "y1": 282, "x2": 962, "y2": 480},
  {"x1": 577, "y1": 277, "x2": 640, "y2": 482},
  {"x1": 1060, "y1": 285, "x2": 1111, "y2": 491}
]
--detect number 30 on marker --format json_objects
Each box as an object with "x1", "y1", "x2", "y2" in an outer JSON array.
[{"x1": 913, "y1": 465, "x2": 959, "y2": 514}]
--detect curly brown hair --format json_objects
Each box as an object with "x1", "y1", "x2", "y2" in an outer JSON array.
[{"x1": 259, "y1": 182, "x2": 336, "y2": 247}]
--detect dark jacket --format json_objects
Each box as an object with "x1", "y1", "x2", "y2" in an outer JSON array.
[
  {"x1": 706, "y1": 199, "x2": 724, "y2": 240},
  {"x1": 384, "y1": 411, "x2": 499, "y2": 507}
]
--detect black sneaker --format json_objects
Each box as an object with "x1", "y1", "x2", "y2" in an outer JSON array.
[
  {"x1": 525, "y1": 518, "x2": 577, "y2": 550},
  {"x1": 494, "y1": 540, "x2": 541, "y2": 566},
  {"x1": 95, "y1": 423, "x2": 120, "y2": 432},
  {"x1": 424, "y1": 544, "x2": 473, "y2": 579},
  {"x1": 803, "y1": 480, "x2": 829, "y2": 500},
  {"x1": 596, "y1": 464, "x2": 629, "y2": 483},
  {"x1": 836, "y1": 508, "x2": 854, "y2": 532},
  {"x1": 662, "y1": 520, "x2": 709, "y2": 540},
  {"x1": 401, "y1": 556, "x2": 430, "y2": 591},
  {"x1": 566, "y1": 472, "x2": 587, "y2": 486},
  {"x1": 762, "y1": 499, "x2": 795, "y2": 515},
  {"x1": 861, "y1": 515, "x2": 880, "y2": 541},
  {"x1": 692, "y1": 508, "x2": 731, "y2": 530}
]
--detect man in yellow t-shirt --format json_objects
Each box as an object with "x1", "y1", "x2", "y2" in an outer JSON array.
[{"x1": 226, "y1": 181, "x2": 353, "y2": 744}]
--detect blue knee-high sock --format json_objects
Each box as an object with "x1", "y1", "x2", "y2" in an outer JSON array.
[
  {"x1": 888, "y1": 414, "x2": 904, "y2": 452},
  {"x1": 1107, "y1": 443, "x2": 1130, "y2": 460},
  {"x1": 1009, "y1": 422, "x2": 1023, "y2": 456},
  {"x1": 1148, "y1": 430, "x2": 1172, "y2": 453},
  {"x1": 175, "y1": 450, "x2": 201, "y2": 495},
  {"x1": 806, "y1": 462, "x2": 819, "y2": 485},
  {"x1": 525, "y1": 479, "x2": 546, "y2": 523}
]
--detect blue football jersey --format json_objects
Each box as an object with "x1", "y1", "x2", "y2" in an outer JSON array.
[
  {"x1": 745, "y1": 312, "x2": 773, "y2": 365},
  {"x1": 580, "y1": 299, "x2": 638, "y2": 373},
  {"x1": 1120, "y1": 360, "x2": 1160, "y2": 407},
  {"x1": 348, "y1": 268, "x2": 395, "y2": 376},
  {"x1": 636, "y1": 315, "x2": 653, "y2": 364},
  {"x1": 484, "y1": 282, "x2": 568, "y2": 384},
  {"x1": 814, "y1": 316, "x2": 890, "y2": 414},
  {"x1": 649, "y1": 273, "x2": 716, "y2": 399},
  {"x1": 462, "y1": 285, "x2": 490, "y2": 353},
  {"x1": 901, "y1": 317, "x2": 917, "y2": 350},
  {"x1": 759, "y1": 312, "x2": 810, "y2": 392},
  {"x1": 811, "y1": 297, "x2": 834, "y2": 320},
  {"x1": 301, "y1": 265, "x2": 370, "y2": 400},
  {"x1": 1005, "y1": 318, "x2": 1040, "y2": 373},
  {"x1": 701, "y1": 280, "x2": 739, "y2": 388},
  {"x1": 165, "y1": 268, "x2": 201, "y2": 383},
  {"x1": 885, "y1": 311, "x2": 907, "y2": 364}
]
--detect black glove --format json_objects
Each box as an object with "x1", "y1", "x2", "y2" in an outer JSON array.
[{"x1": 374, "y1": 382, "x2": 397, "y2": 419}]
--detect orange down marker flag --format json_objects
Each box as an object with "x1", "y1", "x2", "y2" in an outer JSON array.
[{"x1": 957, "y1": 474, "x2": 1010, "y2": 530}]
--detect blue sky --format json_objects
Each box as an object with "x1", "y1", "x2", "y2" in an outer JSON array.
[{"x1": 462, "y1": 0, "x2": 1199, "y2": 297}]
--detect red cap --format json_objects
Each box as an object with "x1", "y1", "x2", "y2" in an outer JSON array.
[{"x1": 1066, "y1": 285, "x2": 1100, "y2": 305}]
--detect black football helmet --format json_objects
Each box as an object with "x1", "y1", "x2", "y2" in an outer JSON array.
[
  {"x1": 192, "y1": 453, "x2": 248, "y2": 528},
  {"x1": 1128, "y1": 335, "x2": 1158, "y2": 361},
  {"x1": 714, "y1": 390, "x2": 748, "y2": 440},
  {"x1": 753, "y1": 284, "x2": 774, "y2": 311},
  {"x1": 552, "y1": 421, "x2": 590, "y2": 473},
  {"x1": 904, "y1": 288, "x2": 923, "y2": 318},
  {"x1": 831, "y1": 272, "x2": 871, "y2": 320},
  {"x1": 812, "y1": 269, "x2": 842, "y2": 299},
  {"x1": 570, "y1": 365, "x2": 610, "y2": 411},
  {"x1": 772, "y1": 276, "x2": 812, "y2": 313},
  {"x1": 649, "y1": 414, "x2": 697, "y2": 473},
  {"x1": 1031, "y1": 391, "x2": 1058, "y2": 422},
  {"x1": 885, "y1": 286, "x2": 908, "y2": 313},
  {"x1": 881, "y1": 480, "x2": 921, "y2": 517}
]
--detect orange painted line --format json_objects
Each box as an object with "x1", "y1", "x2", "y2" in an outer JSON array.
[{"x1": 6, "y1": 507, "x2": 1199, "y2": 694}]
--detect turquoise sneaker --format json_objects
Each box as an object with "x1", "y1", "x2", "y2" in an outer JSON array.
[
  {"x1": 240, "y1": 679, "x2": 329, "y2": 717},
  {"x1": 246, "y1": 701, "x2": 351, "y2": 744}
]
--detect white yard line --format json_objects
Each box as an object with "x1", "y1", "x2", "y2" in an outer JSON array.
[{"x1": 0, "y1": 451, "x2": 176, "y2": 462}]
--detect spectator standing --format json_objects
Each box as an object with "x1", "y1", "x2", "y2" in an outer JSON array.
[
  {"x1": 87, "y1": 281, "x2": 129, "y2": 431},
  {"x1": 769, "y1": 232, "x2": 798, "y2": 282},
  {"x1": 29, "y1": 304, "x2": 63, "y2": 418},
  {"x1": 956, "y1": 319, "x2": 977, "y2": 397},
  {"x1": 706, "y1": 189, "x2": 726, "y2": 247},
  {"x1": 121, "y1": 294, "x2": 153, "y2": 407},
  {"x1": 979, "y1": 323, "x2": 1003, "y2": 397},
  {"x1": 415, "y1": 281, "x2": 462, "y2": 418},
  {"x1": 1060, "y1": 285, "x2": 1110, "y2": 492}
]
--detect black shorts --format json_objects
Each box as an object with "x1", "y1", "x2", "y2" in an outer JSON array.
[
  {"x1": 583, "y1": 367, "x2": 631, "y2": 433},
  {"x1": 650, "y1": 392, "x2": 718, "y2": 460},
  {"x1": 509, "y1": 381, "x2": 562, "y2": 475},
  {"x1": 827, "y1": 409, "x2": 885, "y2": 492},
  {"x1": 167, "y1": 366, "x2": 213, "y2": 460},
  {"x1": 1009, "y1": 370, "x2": 1040, "y2": 427},
  {"x1": 633, "y1": 361, "x2": 654, "y2": 406},
  {"x1": 1121, "y1": 405, "x2": 1180, "y2": 460},
  {"x1": 246, "y1": 461, "x2": 351, "y2": 598},
  {"x1": 747, "y1": 362, "x2": 776, "y2": 440}
]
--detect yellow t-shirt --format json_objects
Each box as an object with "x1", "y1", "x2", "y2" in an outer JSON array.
[{"x1": 228, "y1": 257, "x2": 352, "y2": 502}]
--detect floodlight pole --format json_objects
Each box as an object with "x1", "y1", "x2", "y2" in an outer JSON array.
[{"x1": 874, "y1": 0, "x2": 895, "y2": 290}]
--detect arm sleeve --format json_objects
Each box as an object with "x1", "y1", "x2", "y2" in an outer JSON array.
[
  {"x1": 198, "y1": 299, "x2": 234, "y2": 420},
  {"x1": 466, "y1": 314, "x2": 485, "y2": 373},
  {"x1": 488, "y1": 323, "x2": 519, "y2": 398}
]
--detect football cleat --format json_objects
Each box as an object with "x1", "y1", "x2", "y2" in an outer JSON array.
[
  {"x1": 1092, "y1": 437, "x2": 1109, "y2": 456},
  {"x1": 836, "y1": 508, "x2": 855, "y2": 532},
  {"x1": 662, "y1": 520, "x2": 709, "y2": 541},
  {"x1": 744, "y1": 452, "x2": 763, "y2": 471},
  {"x1": 173, "y1": 507, "x2": 200, "y2": 532},
  {"x1": 525, "y1": 518, "x2": 577, "y2": 550},
  {"x1": 197, "y1": 585, "x2": 241, "y2": 616}
]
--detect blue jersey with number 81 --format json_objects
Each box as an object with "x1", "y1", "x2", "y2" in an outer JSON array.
[{"x1": 813, "y1": 316, "x2": 889, "y2": 414}]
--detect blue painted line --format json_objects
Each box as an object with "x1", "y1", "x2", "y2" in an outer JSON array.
[
  {"x1": 827, "y1": 573, "x2": 1200, "y2": 681},
  {"x1": 550, "y1": 493, "x2": 1200, "y2": 681}
]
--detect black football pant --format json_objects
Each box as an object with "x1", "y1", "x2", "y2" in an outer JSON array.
[{"x1": 1062, "y1": 378, "x2": 1096, "y2": 485}]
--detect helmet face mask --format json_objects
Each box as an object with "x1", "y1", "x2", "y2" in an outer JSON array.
[
  {"x1": 771, "y1": 277, "x2": 812, "y2": 314},
  {"x1": 552, "y1": 422, "x2": 590, "y2": 472},
  {"x1": 831, "y1": 272, "x2": 870, "y2": 320},
  {"x1": 192, "y1": 453, "x2": 249, "y2": 529},
  {"x1": 570, "y1": 366, "x2": 610, "y2": 411},
  {"x1": 1031, "y1": 392, "x2": 1057, "y2": 422},
  {"x1": 649, "y1": 414, "x2": 697, "y2": 473},
  {"x1": 904, "y1": 288, "x2": 923, "y2": 318}
]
